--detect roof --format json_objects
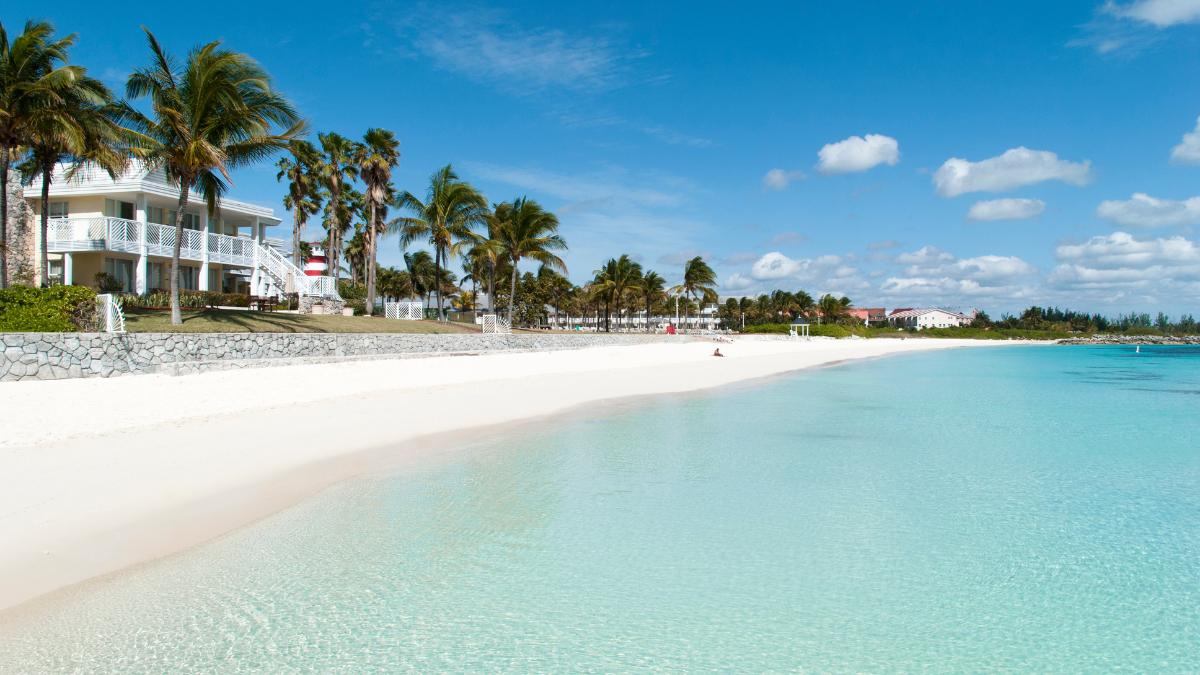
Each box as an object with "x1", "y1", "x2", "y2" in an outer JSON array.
[
  {"x1": 889, "y1": 308, "x2": 971, "y2": 320},
  {"x1": 25, "y1": 161, "x2": 280, "y2": 224}
]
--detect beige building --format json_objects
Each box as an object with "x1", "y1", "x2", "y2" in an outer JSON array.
[{"x1": 23, "y1": 162, "x2": 335, "y2": 299}]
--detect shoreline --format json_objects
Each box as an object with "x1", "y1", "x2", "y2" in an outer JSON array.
[{"x1": 0, "y1": 337, "x2": 1031, "y2": 613}]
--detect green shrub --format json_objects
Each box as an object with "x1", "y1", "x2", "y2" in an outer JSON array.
[
  {"x1": 0, "y1": 285, "x2": 99, "y2": 332},
  {"x1": 94, "y1": 272, "x2": 123, "y2": 293},
  {"x1": 120, "y1": 290, "x2": 250, "y2": 310}
]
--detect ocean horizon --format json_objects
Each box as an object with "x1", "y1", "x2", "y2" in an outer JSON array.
[{"x1": 2, "y1": 345, "x2": 1197, "y2": 671}]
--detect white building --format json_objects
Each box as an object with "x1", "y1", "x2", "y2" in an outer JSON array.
[
  {"x1": 887, "y1": 307, "x2": 974, "y2": 330},
  {"x1": 24, "y1": 162, "x2": 337, "y2": 300}
]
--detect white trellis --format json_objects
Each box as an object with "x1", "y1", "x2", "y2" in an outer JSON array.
[
  {"x1": 97, "y1": 293, "x2": 126, "y2": 333},
  {"x1": 385, "y1": 300, "x2": 424, "y2": 320},
  {"x1": 479, "y1": 313, "x2": 511, "y2": 334}
]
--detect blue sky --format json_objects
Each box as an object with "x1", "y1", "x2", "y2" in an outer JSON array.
[{"x1": 9, "y1": 0, "x2": 1200, "y2": 314}]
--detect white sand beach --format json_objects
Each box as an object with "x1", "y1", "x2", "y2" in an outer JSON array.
[{"x1": 0, "y1": 337, "x2": 1012, "y2": 611}]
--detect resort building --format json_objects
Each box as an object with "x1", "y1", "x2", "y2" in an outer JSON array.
[
  {"x1": 22, "y1": 162, "x2": 336, "y2": 299},
  {"x1": 887, "y1": 307, "x2": 975, "y2": 330},
  {"x1": 845, "y1": 307, "x2": 887, "y2": 325}
]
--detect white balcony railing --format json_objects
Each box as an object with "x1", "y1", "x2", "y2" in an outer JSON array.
[{"x1": 46, "y1": 217, "x2": 340, "y2": 300}]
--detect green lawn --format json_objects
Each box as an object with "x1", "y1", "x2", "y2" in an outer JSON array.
[{"x1": 123, "y1": 308, "x2": 479, "y2": 333}]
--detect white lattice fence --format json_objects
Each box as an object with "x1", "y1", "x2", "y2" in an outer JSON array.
[
  {"x1": 385, "y1": 301, "x2": 424, "y2": 320},
  {"x1": 96, "y1": 293, "x2": 126, "y2": 333},
  {"x1": 479, "y1": 314, "x2": 511, "y2": 334}
]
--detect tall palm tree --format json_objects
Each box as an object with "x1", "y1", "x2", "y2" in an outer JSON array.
[
  {"x1": 21, "y1": 70, "x2": 128, "y2": 286},
  {"x1": 317, "y1": 132, "x2": 358, "y2": 283},
  {"x1": 356, "y1": 128, "x2": 399, "y2": 315},
  {"x1": 592, "y1": 254, "x2": 641, "y2": 331},
  {"x1": 491, "y1": 197, "x2": 566, "y2": 324},
  {"x1": 344, "y1": 229, "x2": 366, "y2": 283},
  {"x1": 818, "y1": 293, "x2": 852, "y2": 325},
  {"x1": 671, "y1": 256, "x2": 717, "y2": 333},
  {"x1": 0, "y1": 21, "x2": 82, "y2": 288},
  {"x1": 394, "y1": 165, "x2": 486, "y2": 321},
  {"x1": 276, "y1": 139, "x2": 321, "y2": 268},
  {"x1": 404, "y1": 250, "x2": 436, "y2": 304},
  {"x1": 638, "y1": 270, "x2": 666, "y2": 333},
  {"x1": 124, "y1": 29, "x2": 302, "y2": 324}
]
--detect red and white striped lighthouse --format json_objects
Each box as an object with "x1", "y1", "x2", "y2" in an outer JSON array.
[{"x1": 305, "y1": 245, "x2": 328, "y2": 277}]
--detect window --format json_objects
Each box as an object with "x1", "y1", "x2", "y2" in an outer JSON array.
[
  {"x1": 148, "y1": 262, "x2": 164, "y2": 291},
  {"x1": 179, "y1": 266, "x2": 198, "y2": 290},
  {"x1": 182, "y1": 213, "x2": 201, "y2": 230},
  {"x1": 104, "y1": 199, "x2": 135, "y2": 220},
  {"x1": 48, "y1": 259, "x2": 63, "y2": 285},
  {"x1": 208, "y1": 267, "x2": 220, "y2": 291},
  {"x1": 48, "y1": 201, "x2": 69, "y2": 218},
  {"x1": 104, "y1": 258, "x2": 134, "y2": 292},
  {"x1": 147, "y1": 206, "x2": 165, "y2": 225}
]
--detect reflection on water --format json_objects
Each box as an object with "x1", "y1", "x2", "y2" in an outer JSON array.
[{"x1": 1, "y1": 345, "x2": 1198, "y2": 672}]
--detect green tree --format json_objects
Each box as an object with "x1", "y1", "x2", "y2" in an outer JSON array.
[
  {"x1": 395, "y1": 165, "x2": 487, "y2": 320},
  {"x1": 276, "y1": 139, "x2": 322, "y2": 267},
  {"x1": 817, "y1": 293, "x2": 852, "y2": 324},
  {"x1": 638, "y1": 270, "x2": 666, "y2": 333},
  {"x1": 671, "y1": 256, "x2": 717, "y2": 332},
  {"x1": 21, "y1": 64, "x2": 127, "y2": 286},
  {"x1": 124, "y1": 29, "x2": 302, "y2": 323},
  {"x1": 591, "y1": 255, "x2": 642, "y2": 332},
  {"x1": 491, "y1": 197, "x2": 566, "y2": 323},
  {"x1": 356, "y1": 128, "x2": 399, "y2": 315},
  {"x1": 316, "y1": 132, "x2": 359, "y2": 282},
  {"x1": 0, "y1": 21, "x2": 86, "y2": 287}
]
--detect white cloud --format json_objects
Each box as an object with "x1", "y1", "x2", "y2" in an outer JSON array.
[
  {"x1": 967, "y1": 198, "x2": 1046, "y2": 221},
  {"x1": 1096, "y1": 193, "x2": 1200, "y2": 227},
  {"x1": 751, "y1": 251, "x2": 803, "y2": 279},
  {"x1": 723, "y1": 273, "x2": 755, "y2": 291},
  {"x1": 1171, "y1": 116, "x2": 1200, "y2": 164},
  {"x1": 406, "y1": 12, "x2": 635, "y2": 93},
  {"x1": 817, "y1": 134, "x2": 900, "y2": 174},
  {"x1": 1107, "y1": 0, "x2": 1200, "y2": 27},
  {"x1": 1051, "y1": 232, "x2": 1200, "y2": 303},
  {"x1": 763, "y1": 168, "x2": 805, "y2": 191},
  {"x1": 933, "y1": 147, "x2": 1091, "y2": 197},
  {"x1": 895, "y1": 245, "x2": 954, "y2": 266}
]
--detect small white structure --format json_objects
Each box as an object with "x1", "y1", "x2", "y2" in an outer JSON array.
[
  {"x1": 478, "y1": 314, "x2": 511, "y2": 334},
  {"x1": 887, "y1": 308, "x2": 973, "y2": 330},
  {"x1": 384, "y1": 300, "x2": 424, "y2": 320},
  {"x1": 789, "y1": 317, "x2": 810, "y2": 340}
]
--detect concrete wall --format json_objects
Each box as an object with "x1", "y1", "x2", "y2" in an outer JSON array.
[{"x1": 0, "y1": 332, "x2": 668, "y2": 382}]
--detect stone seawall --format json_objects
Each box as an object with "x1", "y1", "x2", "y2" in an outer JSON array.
[{"x1": 0, "y1": 332, "x2": 669, "y2": 382}]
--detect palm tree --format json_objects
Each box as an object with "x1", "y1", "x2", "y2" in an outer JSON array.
[
  {"x1": 0, "y1": 21, "x2": 83, "y2": 288},
  {"x1": 490, "y1": 197, "x2": 566, "y2": 324},
  {"x1": 818, "y1": 293, "x2": 852, "y2": 324},
  {"x1": 21, "y1": 68, "x2": 128, "y2": 286},
  {"x1": 356, "y1": 128, "x2": 399, "y2": 315},
  {"x1": 276, "y1": 139, "x2": 321, "y2": 268},
  {"x1": 124, "y1": 29, "x2": 302, "y2": 324},
  {"x1": 592, "y1": 255, "x2": 641, "y2": 331},
  {"x1": 538, "y1": 266, "x2": 573, "y2": 328},
  {"x1": 671, "y1": 256, "x2": 717, "y2": 333},
  {"x1": 317, "y1": 132, "x2": 358, "y2": 282},
  {"x1": 394, "y1": 165, "x2": 486, "y2": 321},
  {"x1": 344, "y1": 229, "x2": 366, "y2": 283},
  {"x1": 638, "y1": 270, "x2": 666, "y2": 333},
  {"x1": 404, "y1": 250, "x2": 436, "y2": 305}
]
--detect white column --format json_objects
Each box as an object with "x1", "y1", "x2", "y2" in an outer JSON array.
[
  {"x1": 63, "y1": 253, "x2": 74, "y2": 285},
  {"x1": 199, "y1": 212, "x2": 212, "y2": 291},
  {"x1": 135, "y1": 195, "x2": 148, "y2": 295}
]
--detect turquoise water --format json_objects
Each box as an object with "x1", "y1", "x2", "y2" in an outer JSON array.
[{"x1": 2, "y1": 345, "x2": 1199, "y2": 672}]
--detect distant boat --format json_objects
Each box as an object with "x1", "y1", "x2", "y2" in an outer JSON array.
[{"x1": 1136, "y1": 345, "x2": 1141, "y2": 353}]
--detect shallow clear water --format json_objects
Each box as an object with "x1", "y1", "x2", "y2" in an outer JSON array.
[{"x1": 2, "y1": 345, "x2": 1199, "y2": 672}]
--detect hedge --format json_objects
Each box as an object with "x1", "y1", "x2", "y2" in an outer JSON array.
[
  {"x1": 0, "y1": 285, "x2": 99, "y2": 332},
  {"x1": 120, "y1": 290, "x2": 251, "y2": 310}
]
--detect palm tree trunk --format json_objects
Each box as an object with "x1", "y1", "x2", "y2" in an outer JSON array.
[
  {"x1": 171, "y1": 184, "x2": 191, "y2": 326},
  {"x1": 488, "y1": 262, "x2": 496, "y2": 314},
  {"x1": 646, "y1": 297, "x2": 652, "y2": 333},
  {"x1": 0, "y1": 146, "x2": 9, "y2": 288},
  {"x1": 508, "y1": 258, "x2": 518, "y2": 323},
  {"x1": 291, "y1": 210, "x2": 302, "y2": 268},
  {"x1": 39, "y1": 161, "x2": 52, "y2": 287},
  {"x1": 365, "y1": 202, "x2": 376, "y2": 315},
  {"x1": 434, "y1": 246, "x2": 444, "y2": 321}
]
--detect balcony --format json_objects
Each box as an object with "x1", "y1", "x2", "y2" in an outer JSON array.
[{"x1": 48, "y1": 217, "x2": 258, "y2": 267}]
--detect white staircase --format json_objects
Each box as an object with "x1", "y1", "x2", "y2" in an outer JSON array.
[{"x1": 250, "y1": 241, "x2": 341, "y2": 301}]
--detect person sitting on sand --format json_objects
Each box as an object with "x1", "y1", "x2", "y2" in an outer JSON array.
[{"x1": 713, "y1": 348, "x2": 724, "y2": 357}]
